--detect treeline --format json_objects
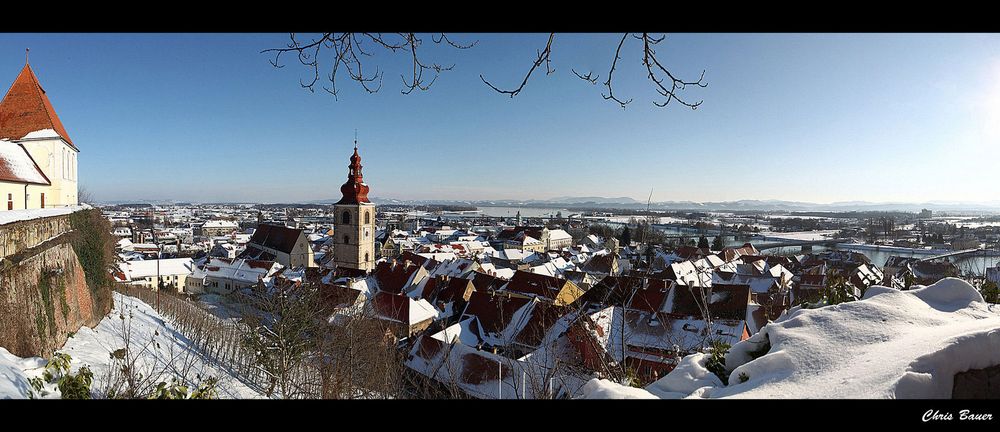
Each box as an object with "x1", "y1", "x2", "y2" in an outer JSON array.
[{"x1": 415, "y1": 205, "x2": 478, "y2": 212}]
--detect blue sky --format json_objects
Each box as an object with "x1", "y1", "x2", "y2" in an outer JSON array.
[{"x1": 2, "y1": 33, "x2": 999, "y2": 204}]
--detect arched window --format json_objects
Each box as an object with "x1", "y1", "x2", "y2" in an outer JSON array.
[
  {"x1": 365, "y1": 253, "x2": 370, "y2": 262},
  {"x1": 365, "y1": 211, "x2": 370, "y2": 224},
  {"x1": 343, "y1": 235, "x2": 350, "y2": 245},
  {"x1": 342, "y1": 211, "x2": 351, "y2": 224}
]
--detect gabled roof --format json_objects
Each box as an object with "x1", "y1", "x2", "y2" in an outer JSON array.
[
  {"x1": 626, "y1": 279, "x2": 671, "y2": 313},
  {"x1": 370, "y1": 291, "x2": 436, "y2": 324},
  {"x1": 469, "y1": 271, "x2": 505, "y2": 292},
  {"x1": 0, "y1": 64, "x2": 76, "y2": 149},
  {"x1": 503, "y1": 270, "x2": 566, "y2": 299},
  {"x1": 436, "y1": 277, "x2": 474, "y2": 304},
  {"x1": 579, "y1": 275, "x2": 643, "y2": 307},
  {"x1": 462, "y1": 290, "x2": 532, "y2": 336},
  {"x1": 374, "y1": 260, "x2": 425, "y2": 294},
  {"x1": 247, "y1": 224, "x2": 303, "y2": 254}
]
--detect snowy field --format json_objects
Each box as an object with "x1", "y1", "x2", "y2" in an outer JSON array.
[
  {"x1": 758, "y1": 230, "x2": 841, "y2": 241},
  {"x1": 1, "y1": 292, "x2": 262, "y2": 399},
  {"x1": 597, "y1": 216, "x2": 690, "y2": 225},
  {"x1": 582, "y1": 278, "x2": 1000, "y2": 399}
]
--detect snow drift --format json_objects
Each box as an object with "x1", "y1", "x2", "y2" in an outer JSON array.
[{"x1": 581, "y1": 278, "x2": 1000, "y2": 399}]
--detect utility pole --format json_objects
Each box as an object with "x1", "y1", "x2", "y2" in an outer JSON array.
[{"x1": 156, "y1": 243, "x2": 161, "y2": 311}]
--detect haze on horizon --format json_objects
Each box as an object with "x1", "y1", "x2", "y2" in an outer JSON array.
[{"x1": 3, "y1": 33, "x2": 999, "y2": 204}]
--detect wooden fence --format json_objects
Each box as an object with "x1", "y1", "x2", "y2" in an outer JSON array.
[{"x1": 113, "y1": 285, "x2": 322, "y2": 398}]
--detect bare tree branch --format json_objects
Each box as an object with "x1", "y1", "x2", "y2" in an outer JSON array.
[
  {"x1": 265, "y1": 33, "x2": 707, "y2": 111},
  {"x1": 640, "y1": 33, "x2": 707, "y2": 109},
  {"x1": 571, "y1": 69, "x2": 598, "y2": 85},
  {"x1": 602, "y1": 33, "x2": 633, "y2": 109},
  {"x1": 480, "y1": 33, "x2": 555, "y2": 98},
  {"x1": 262, "y1": 32, "x2": 475, "y2": 98}
]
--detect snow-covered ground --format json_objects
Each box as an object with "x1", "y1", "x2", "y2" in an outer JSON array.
[
  {"x1": 0, "y1": 292, "x2": 263, "y2": 399},
  {"x1": 581, "y1": 278, "x2": 1000, "y2": 399},
  {"x1": 758, "y1": 230, "x2": 841, "y2": 241},
  {"x1": 597, "y1": 216, "x2": 690, "y2": 225}
]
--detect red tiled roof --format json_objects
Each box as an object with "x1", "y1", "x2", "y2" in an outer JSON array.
[
  {"x1": 371, "y1": 291, "x2": 411, "y2": 323},
  {"x1": 504, "y1": 270, "x2": 565, "y2": 299},
  {"x1": 626, "y1": 279, "x2": 671, "y2": 313},
  {"x1": 470, "y1": 272, "x2": 504, "y2": 292},
  {"x1": 665, "y1": 284, "x2": 706, "y2": 317},
  {"x1": 414, "y1": 335, "x2": 445, "y2": 361},
  {"x1": 675, "y1": 245, "x2": 703, "y2": 260},
  {"x1": 399, "y1": 251, "x2": 430, "y2": 267},
  {"x1": 583, "y1": 254, "x2": 617, "y2": 274},
  {"x1": 0, "y1": 64, "x2": 76, "y2": 149},
  {"x1": 462, "y1": 291, "x2": 531, "y2": 335},
  {"x1": 437, "y1": 277, "x2": 473, "y2": 304},
  {"x1": 580, "y1": 275, "x2": 643, "y2": 306},
  {"x1": 318, "y1": 283, "x2": 362, "y2": 310},
  {"x1": 237, "y1": 245, "x2": 267, "y2": 260},
  {"x1": 460, "y1": 352, "x2": 506, "y2": 385},
  {"x1": 374, "y1": 260, "x2": 421, "y2": 294},
  {"x1": 512, "y1": 302, "x2": 568, "y2": 348},
  {"x1": 418, "y1": 277, "x2": 441, "y2": 301},
  {"x1": 705, "y1": 284, "x2": 751, "y2": 320}
]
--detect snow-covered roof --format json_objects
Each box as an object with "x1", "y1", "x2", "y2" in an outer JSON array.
[
  {"x1": 19, "y1": 128, "x2": 60, "y2": 140},
  {"x1": 582, "y1": 278, "x2": 1000, "y2": 399},
  {"x1": 198, "y1": 257, "x2": 281, "y2": 284},
  {"x1": 548, "y1": 229, "x2": 572, "y2": 241},
  {"x1": 0, "y1": 140, "x2": 48, "y2": 185},
  {"x1": 203, "y1": 220, "x2": 239, "y2": 228},
  {"x1": 118, "y1": 258, "x2": 194, "y2": 280}
]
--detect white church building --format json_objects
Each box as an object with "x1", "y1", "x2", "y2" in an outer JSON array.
[{"x1": 0, "y1": 60, "x2": 79, "y2": 210}]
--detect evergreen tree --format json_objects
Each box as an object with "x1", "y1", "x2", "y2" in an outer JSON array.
[
  {"x1": 620, "y1": 226, "x2": 632, "y2": 246},
  {"x1": 697, "y1": 235, "x2": 710, "y2": 249},
  {"x1": 981, "y1": 281, "x2": 999, "y2": 304},
  {"x1": 711, "y1": 235, "x2": 724, "y2": 251}
]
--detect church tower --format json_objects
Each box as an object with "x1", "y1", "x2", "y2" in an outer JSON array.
[{"x1": 333, "y1": 142, "x2": 376, "y2": 272}]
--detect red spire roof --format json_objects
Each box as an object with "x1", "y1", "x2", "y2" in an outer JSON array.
[
  {"x1": 336, "y1": 144, "x2": 371, "y2": 205},
  {"x1": 0, "y1": 63, "x2": 77, "y2": 150}
]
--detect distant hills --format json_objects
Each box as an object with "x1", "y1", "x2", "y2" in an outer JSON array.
[
  {"x1": 98, "y1": 196, "x2": 1000, "y2": 213},
  {"x1": 361, "y1": 197, "x2": 1000, "y2": 213}
]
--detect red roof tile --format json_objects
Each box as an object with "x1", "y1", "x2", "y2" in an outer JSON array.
[
  {"x1": 463, "y1": 291, "x2": 531, "y2": 335},
  {"x1": 371, "y1": 291, "x2": 411, "y2": 323},
  {"x1": 626, "y1": 279, "x2": 671, "y2": 313},
  {"x1": 504, "y1": 270, "x2": 565, "y2": 299},
  {"x1": 374, "y1": 260, "x2": 421, "y2": 294}
]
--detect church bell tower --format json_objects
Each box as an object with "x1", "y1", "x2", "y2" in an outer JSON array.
[{"x1": 333, "y1": 141, "x2": 376, "y2": 272}]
